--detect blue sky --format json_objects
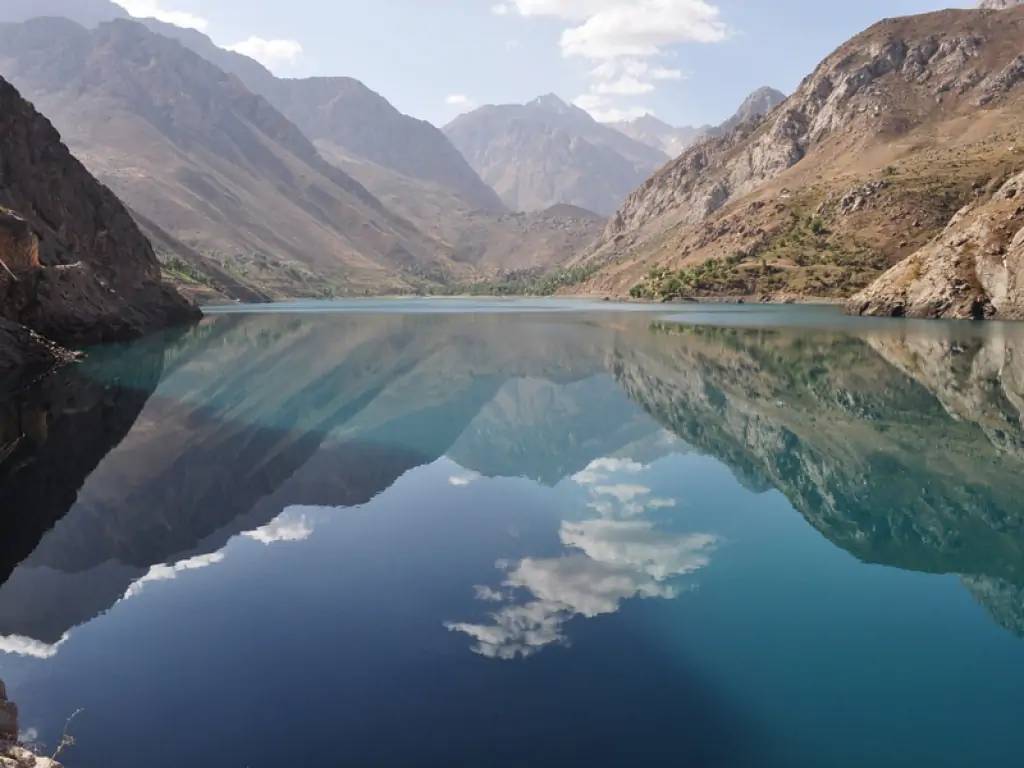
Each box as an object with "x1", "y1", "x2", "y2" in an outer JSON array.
[{"x1": 116, "y1": 0, "x2": 977, "y2": 127}]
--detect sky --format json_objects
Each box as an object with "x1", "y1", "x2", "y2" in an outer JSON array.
[{"x1": 114, "y1": 0, "x2": 978, "y2": 128}]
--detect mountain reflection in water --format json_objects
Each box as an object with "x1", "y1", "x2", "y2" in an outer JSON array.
[{"x1": 1, "y1": 304, "x2": 1023, "y2": 767}]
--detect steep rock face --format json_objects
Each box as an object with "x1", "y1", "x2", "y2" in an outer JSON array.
[
  {"x1": 850, "y1": 169, "x2": 1024, "y2": 318},
  {"x1": 0, "y1": 75, "x2": 196, "y2": 351},
  {"x1": 0, "y1": 18, "x2": 455, "y2": 299},
  {"x1": 444, "y1": 94, "x2": 667, "y2": 215},
  {"x1": 575, "y1": 7, "x2": 1024, "y2": 299}
]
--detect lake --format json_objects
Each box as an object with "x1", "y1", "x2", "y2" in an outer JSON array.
[{"x1": 2, "y1": 300, "x2": 1024, "y2": 767}]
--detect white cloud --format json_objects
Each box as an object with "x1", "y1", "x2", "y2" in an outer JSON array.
[
  {"x1": 572, "y1": 456, "x2": 646, "y2": 485},
  {"x1": 498, "y1": 1, "x2": 725, "y2": 122},
  {"x1": 449, "y1": 469, "x2": 480, "y2": 485},
  {"x1": 561, "y1": 0, "x2": 728, "y2": 60},
  {"x1": 445, "y1": 94, "x2": 475, "y2": 108},
  {"x1": 0, "y1": 632, "x2": 69, "y2": 660},
  {"x1": 445, "y1": 518, "x2": 715, "y2": 659},
  {"x1": 474, "y1": 585, "x2": 506, "y2": 602},
  {"x1": 648, "y1": 497, "x2": 677, "y2": 509},
  {"x1": 115, "y1": 0, "x2": 208, "y2": 30},
  {"x1": 593, "y1": 483, "x2": 651, "y2": 503},
  {"x1": 561, "y1": 519, "x2": 715, "y2": 580},
  {"x1": 573, "y1": 93, "x2": 652, "y2": 123},
  {"x1": 491, "y1": 3, "x2": 512, "y2": 15},
  {"x1": 244, "y1": 514, "x2": 313, "y2": 545},
  {"x1": 594, "y1": 75, "x2": 655, "y2": 95},
  {"x1": 227, "y1": 37, "x2": 304, "y2": 70},
  {"x1": 123, "y1": 552, "x2": 225, "y2": 599}
]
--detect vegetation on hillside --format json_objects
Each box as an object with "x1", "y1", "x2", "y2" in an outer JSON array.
[{"x1": 629, "y1": 209, "x2": 888, "y2": 301}]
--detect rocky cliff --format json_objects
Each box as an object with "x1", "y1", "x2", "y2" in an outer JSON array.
[
  {"x1": 0, "y1": 75, "x2": 195, "y2": 369},
  {"x1": 850, "y1": 169, "x2": 1024, "y2": 318},
  {"x1": 572, "y1": 7, "x2": 1024, "y2": 302}
]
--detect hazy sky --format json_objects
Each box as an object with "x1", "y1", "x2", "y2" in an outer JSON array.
[{"x1": 115, "y1": 0, "x2": 977, "y2": 127}]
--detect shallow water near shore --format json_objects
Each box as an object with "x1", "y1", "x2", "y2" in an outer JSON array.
[{"x1": 2, "y1": 301, "x2": 1024, "y2": 767}]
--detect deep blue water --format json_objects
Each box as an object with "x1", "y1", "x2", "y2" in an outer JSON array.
[{"x1": 2, "y1": 301, "x2": 1024, "y2": 766}]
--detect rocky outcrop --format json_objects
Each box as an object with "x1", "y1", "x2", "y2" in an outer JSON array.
[
  {"x1": 979, "y1": 0, "x2": 1024, "y2": 9},
  {"x1": 0, "y1": 74, "x2": 196, "y2": 368},
  {"x1": 850, "y1": 169, "x2": 1024, "y2": 318}
]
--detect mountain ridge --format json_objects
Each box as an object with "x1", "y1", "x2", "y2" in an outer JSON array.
[{"x1": 568, "y1": 6, "x2": 1024, "y2": 307}]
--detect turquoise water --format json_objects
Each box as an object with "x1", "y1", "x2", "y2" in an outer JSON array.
[{"x1": 1, "y1": 301, "x2": 1023, "y2": 766}]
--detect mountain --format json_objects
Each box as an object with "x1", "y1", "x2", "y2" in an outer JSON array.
[
  {"x1": 712, "y1": 86, "x2": 787, "y2": 136},
  {"x1": 0, "y1": 0, "x2": 127, "y2": 25},
  {"x1": 609, "y1": 115, "x2": 707, "y2": 159},
  {"x1": 126, "y1": 19, "x2": 505, "y2": 213},
  {"x1": 0, "y1": 75, "x2": 195, "y2": 372},
  {"x1": 0, "y1": 2, "x2": 601, "y2": 290},
  {"x1": 443, "y1": 94, "x2": 668, "y2": 215},
  {"x1": 569, "y1": 7, "x2": 1024, "y2": 305},
  {"x1": 612, "y1": 88, "x2": 785, "y2": 159},
  {"x1": 122, "y1": 19, "x2": 605, "y2": 276},
  {"x1": 0, "y1": 17, "x2": 462, "y2": 300}
]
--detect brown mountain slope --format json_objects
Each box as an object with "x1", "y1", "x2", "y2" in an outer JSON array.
[
  {"x1": 0, "y1": 18, "x2": 458, "y2": 299},
  {"x1": 0, "y1": 75, "x2": 195, "y2": 370},
  {"x1": 572, "y1": 7, "x2": 1024, "y2": 302}
]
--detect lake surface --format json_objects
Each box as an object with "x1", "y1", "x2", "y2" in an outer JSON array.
[{"x1": 2, "y1": 300, "x2": 1024, "y2": 767}]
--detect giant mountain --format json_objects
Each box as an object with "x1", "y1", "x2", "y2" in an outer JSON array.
[{"x1": 571, "y1": 5, "x2": 1024, "y2": 316}]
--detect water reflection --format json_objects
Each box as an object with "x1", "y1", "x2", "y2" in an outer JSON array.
[{"x1": 0, "y1": 306, "x2": 1024, "y2": 665}]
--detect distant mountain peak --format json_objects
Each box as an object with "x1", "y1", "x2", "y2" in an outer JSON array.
[{"x1": 529, "y1": 93, "x2": 572, "y2": 113}]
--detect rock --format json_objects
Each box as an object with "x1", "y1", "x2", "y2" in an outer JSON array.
[
  {"x1": 849, "y1": 170, "x2": 1024, "y2": 318},
  {"x1": 0, "y1": 75, "x2": 197, "y2": 354},
  {"x1": 0, "y1": 209, "x2": 39, "y2": 275}
]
